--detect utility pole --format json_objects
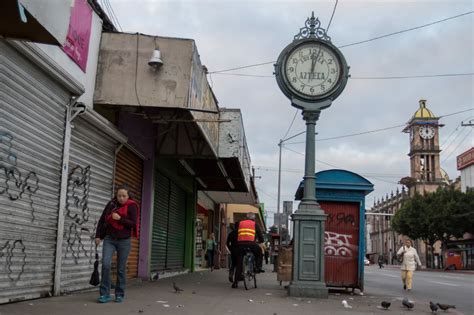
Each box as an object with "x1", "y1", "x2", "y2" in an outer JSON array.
[
  {"x1": 277, "y1": 139, "x2": 283, "y2": 239},
  {"x1": 276, "y1": 131, "x2": 305, "y2": 244}
]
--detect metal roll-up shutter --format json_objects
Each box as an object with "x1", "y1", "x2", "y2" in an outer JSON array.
[
  {"x1": 0, "y1": 41, "x2": 69, "y2": 303},
  {"x1": 114, "y1": 147, "x2": 143, "y2": 279},
  {"x1": 166, "y1": 182, "x2": 186, "y2": 269},
  {"x1": 60, "y1": 117, "x2": 116, "y2": 293},
  {"x1": 151, "y1": 172, "x2": 186, "y2": 272},
  {"x1": 151, "y1": 173, "x2": 170, "y2": 272}
]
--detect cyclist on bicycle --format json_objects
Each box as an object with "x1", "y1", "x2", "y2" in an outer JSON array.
[{"x1": 232, "y1": 212, "x2": 264, "y2": 288}]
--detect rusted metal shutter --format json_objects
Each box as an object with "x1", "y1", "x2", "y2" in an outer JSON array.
[
  {"x1": 113, "y1": 147, "x2": 143, "y2": 279},
  {"x1": 0, "y1": 41, "x2": 68, "y2": 303},
  {"x1": 59, "y1": 117, "x2": 116, "y2": 293},
  {"x1": 320, "y1": 201, "x2": 360, "y2": 287}
]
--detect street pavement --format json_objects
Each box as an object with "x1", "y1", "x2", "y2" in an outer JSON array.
[
  {"x1": 364, "y1": 264, "x2": 473, "y2": 315},
  {"x1": 0, "y1": 263, "x2": 471, "y2": 315}
]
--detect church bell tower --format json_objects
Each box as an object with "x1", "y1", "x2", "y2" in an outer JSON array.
[{"x1": 402, "y1": 99, "x2": 445, "y2": 195}]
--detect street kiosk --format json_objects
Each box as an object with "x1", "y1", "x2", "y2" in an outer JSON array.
[{"x1": 290, "y1": 169, "x2": 374, "y2": 291}]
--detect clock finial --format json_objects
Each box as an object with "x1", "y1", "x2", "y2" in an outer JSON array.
[{"x1": 294, "y1": 12, "x2": 331, "y2": 41}]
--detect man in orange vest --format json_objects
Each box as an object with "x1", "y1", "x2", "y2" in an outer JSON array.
[{"x1": 232, "y1": 212, "x2": 264, "y2": 288}]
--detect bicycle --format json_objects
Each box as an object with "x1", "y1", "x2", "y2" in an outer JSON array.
[{"x1": 242, "y1": 248, "x2": 257, "y2": 290}]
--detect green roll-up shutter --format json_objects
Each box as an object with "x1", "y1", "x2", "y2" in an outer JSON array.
[
  {"x1": 151, "y1": 173, "x2": 169, "y2": 272},
  {"x1": 151, "y1": 172, "x2": 186, "y2": 272},
  {"x1": 166, "y1": 181, "x2": 186, "y2": 269}
]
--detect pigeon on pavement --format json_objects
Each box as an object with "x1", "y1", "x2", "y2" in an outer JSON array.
[
  {"x1": 402, "y1": 297, "x2": 414, "y2": 310},
  {"x1": 436, "y1": 303, "x2": 455, "y2": 311},
  {"x1": 381, "y1": 301, "x2": 391, "y2": 310},
  {"x1": 173, "y1": 282, "x2": 183, "y2": 293},
  {"x1": 342, "y1": 300, "x2": 352, "y2": 309},
  {"x1": 429, "y1": 301, "x2": 438, "y2": 313}
]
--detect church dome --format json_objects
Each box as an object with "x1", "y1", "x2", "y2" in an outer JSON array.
[
  {"x1": 440, "y1": 168, "x2": 450, "y2": 184},
  {"x1": 413, "y1": 99, "x2": 436, "y2": 119}
]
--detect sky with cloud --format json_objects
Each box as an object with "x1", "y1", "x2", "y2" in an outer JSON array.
[{"x1": 107, "y1": 0, "x2": 473, "y2": 227}]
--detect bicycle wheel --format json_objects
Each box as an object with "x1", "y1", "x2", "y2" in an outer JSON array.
[
  {"x1": 243, "y1": 255, "x2": 249, "y2": 290},
  {"x1": 250, "y1": 257, "x2": 257, "y2": 289}
]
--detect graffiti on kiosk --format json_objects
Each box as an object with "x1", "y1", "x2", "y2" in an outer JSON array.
[
  {"x1": 324, "y1": 231, "x2": 356, "y2": 257},
  {"x1": 327, "y1": 212, "x2": 355, "y2": 226},
  {"x1": 0, "y1": 132, "x2": 40, "y2": 222}
]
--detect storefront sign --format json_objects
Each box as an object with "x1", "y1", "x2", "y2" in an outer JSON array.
[
  {"x1": 63, "y1": 0, "x2": 92, "y2": 72},
  {"x1": 457, "y1": 147, "x2": 474, "y2": 170}
]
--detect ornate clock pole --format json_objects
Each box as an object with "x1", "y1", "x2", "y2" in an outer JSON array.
[{"x1": 274, "y1": 12, "x2": 350, "y2": 298}]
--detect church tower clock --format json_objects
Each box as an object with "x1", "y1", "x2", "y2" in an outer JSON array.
[{"x1": 402, "y1": 99, "x2": 445, "y2": 195}]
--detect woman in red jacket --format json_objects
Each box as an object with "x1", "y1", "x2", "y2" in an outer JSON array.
[{"x1": 95, "y1": 186, "x2": 139, "y2": 303}]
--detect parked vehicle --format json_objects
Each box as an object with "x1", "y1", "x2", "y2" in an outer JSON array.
[{"x1": 364, "y1": 258, "x2": 370, "y2": 266}]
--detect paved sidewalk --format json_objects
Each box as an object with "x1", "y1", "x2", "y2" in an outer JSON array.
[{"x1": 0, "y1": 265, "x2": 446, "y2": 315}]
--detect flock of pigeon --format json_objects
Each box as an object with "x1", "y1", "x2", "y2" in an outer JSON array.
[
  {"x1": 341, "y1": 297, "x2": 456, "y2": 313},
  {"x1": 400, "y1": 298, "x2": 456, "y2": 313}
]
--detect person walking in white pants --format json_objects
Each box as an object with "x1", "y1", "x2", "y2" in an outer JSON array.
[{"x1": 397, "y1": 239, "x2": 422, "y2": 291}]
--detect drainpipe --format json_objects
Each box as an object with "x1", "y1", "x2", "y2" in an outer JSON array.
[{"x1": 53, "y1": 99, "x2": 86, "y2": 296}]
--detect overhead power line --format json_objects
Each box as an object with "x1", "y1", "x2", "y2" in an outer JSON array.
[
  {"x1": 326, "y1": 0, "x2": 339, "y2": 33},
  {"x1": 209, "y1": 11, "x2": 473, "y2": 74},
  {"x1": 281, "y1": 109, "x2": 299, "y2": 140},
  {"x1": 210, "y1": 72, "x2": 474, "y2": 80},
  {"x1": 283, "y1": 108, "x2": 473, "y2": 145},
  {"x1": 255, "y1": 166, "x2": 406, "y2": 177},
  {"x1": 285, "y1": 124, "x2": 406, "y2": 145},
  {"x1": 440, "y1": 122, "x2": 462, "y2": 148},
  {"x1": 280, "y1": 147, "x2": 400, "y2": 184},
  {"x1": 442, "y1": 128, "x2": 473, "y2": 163},
  {"x1": 351, "y1": 73, "x2": 474, "y2": 80},
  {"x1": 102, "y1": 0, "x2": 123, "y2": 31},
  {"x1": 338, "y1": 11, "x2": 473, "y2": 49},
  {"x1": 209, "y1": 61, "x2": 275, "y2": 74}
]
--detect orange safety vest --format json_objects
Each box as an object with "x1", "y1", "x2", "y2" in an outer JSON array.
[{"x1": 238, "y1": 220, "x2": 256, "y2": 242}]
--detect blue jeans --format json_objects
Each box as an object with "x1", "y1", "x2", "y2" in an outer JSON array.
[
  {"x1": 206, "y1": 250, "x2": 214, "y2": 268},
  {"x1": 100, "y1": 236, "x2": 131, "y2": 297}
]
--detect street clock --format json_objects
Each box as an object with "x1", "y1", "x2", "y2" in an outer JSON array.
[{"x1": 275, "y1": 12, "x2": 349, "y2": 107}]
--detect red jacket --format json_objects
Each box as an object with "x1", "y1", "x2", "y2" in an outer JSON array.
[{"x1": 104, "y1": 199, "x2": 140, "y2": 238}]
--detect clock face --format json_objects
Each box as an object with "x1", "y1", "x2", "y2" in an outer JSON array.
[
  {"x1": 419, "y1": 126, "x2": 435, "y2": 139},
  {"x1": 283, "y1": 42, "x2": 341, "y2": 98}
]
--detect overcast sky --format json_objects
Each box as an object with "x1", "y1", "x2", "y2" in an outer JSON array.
[{"x1": 108, "y1": 0, "x2": 473, "y2": 227}]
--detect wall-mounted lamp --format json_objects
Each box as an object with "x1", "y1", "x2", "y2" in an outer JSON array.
[
  {"x1": 148, "y1": 37, "x2": 163, "y2": 68},
  {"x1": 148, "y1": 49, "x2": 163, "y2": 68}
]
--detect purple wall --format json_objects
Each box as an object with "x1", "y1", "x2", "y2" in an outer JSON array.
[{"x1": 118, "y1": 112, "x2": 156, "y2": 280}]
